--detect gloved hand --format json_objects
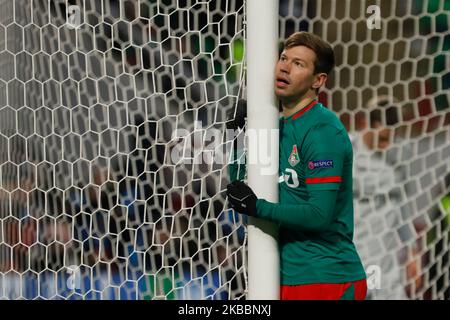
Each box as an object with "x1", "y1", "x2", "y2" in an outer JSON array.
[
  {"x1": 226, "y1": 99, "x2": 247, "y2": 130},
  {"x1": 226, "y1": 180, "x2": 258, "y2": 216}
]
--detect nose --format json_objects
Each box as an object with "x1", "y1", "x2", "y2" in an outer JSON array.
[{"x1": 278, "y1": 60, "x2": 290, "y2": 74}]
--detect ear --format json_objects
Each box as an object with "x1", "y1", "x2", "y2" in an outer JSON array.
[{"x1": 312, "y1": 73, "x2": 327, "y2": 90}]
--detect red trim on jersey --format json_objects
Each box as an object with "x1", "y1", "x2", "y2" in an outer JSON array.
[
  {"x1": 291, "y1": 99, "x2": 318, "y2": 120},
  {"x1": 305, "y1": 176, "x2": 342, "y2": 184}
]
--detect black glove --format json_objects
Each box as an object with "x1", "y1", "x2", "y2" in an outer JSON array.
[
  {"x1": 226, "y1": 99, "x2": 247, "y2": 130},
  {"x1": 226, "y1": 180, "x2": 258, "y2": 216}
]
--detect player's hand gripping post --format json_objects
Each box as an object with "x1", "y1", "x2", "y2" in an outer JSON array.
[{"x1": 226, "y1": 180, "x2": 258, "y2": 217}]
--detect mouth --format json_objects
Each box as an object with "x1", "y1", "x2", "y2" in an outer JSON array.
[{"x1": 275, "y1": 77, "x2": 290, "y2": 88}]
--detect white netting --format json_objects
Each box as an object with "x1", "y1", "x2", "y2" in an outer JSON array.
[
  {"x1": 0, "y1": 0, "x2": 246, "y2": 300},
  {"x1": 0, "y1": 0, "x2": 449, "y2": 300}
]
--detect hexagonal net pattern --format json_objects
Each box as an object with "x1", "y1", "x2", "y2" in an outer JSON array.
[
  {"x1": 0, "y1": 0, "x2": 246, "y2": 299},
  {"x1": 278, "y1": 0, "x2": 449, "y2": 299}
]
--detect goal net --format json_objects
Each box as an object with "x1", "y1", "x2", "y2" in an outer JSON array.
[
  {"x1": 0, "y1": 0, "x2": 449, "y2": 300},
  {"x1": 0, "y1": 0, "x2": 246, "y2": 300}
]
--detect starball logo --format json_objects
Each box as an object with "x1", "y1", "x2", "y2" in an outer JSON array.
[{"x1": 308, "y1": 160, "x2": 333, "y2": 170}]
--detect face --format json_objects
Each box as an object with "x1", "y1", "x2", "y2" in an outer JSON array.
[{"x1": 274, "y1": 46, "x2": 324, "y2": 104}]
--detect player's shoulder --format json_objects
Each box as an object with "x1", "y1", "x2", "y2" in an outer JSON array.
[{"x1": 307, "y1": 102, "x2": 347, "y2": 134}]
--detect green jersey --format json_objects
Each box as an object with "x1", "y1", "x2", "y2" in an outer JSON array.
[{"x1": 230, "y1": 99, "x2": 366, "y2": 285}]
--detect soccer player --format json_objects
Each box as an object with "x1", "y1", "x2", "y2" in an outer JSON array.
[{"x1": 226, "y1": 32, "x2": 367, "y2": 300}]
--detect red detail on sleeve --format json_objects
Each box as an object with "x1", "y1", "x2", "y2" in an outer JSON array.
[{"x1": 305, "y1": 176, "x2": 342, "y2": 184}]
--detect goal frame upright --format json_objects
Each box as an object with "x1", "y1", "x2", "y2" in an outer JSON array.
[{"x1": 246, "y1": 0, "x2": 280, "y2": 300}]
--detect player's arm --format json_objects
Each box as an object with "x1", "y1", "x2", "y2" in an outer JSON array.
[
  {"x1": 227, "y1": 100, "x2": 247, "y2": 182},
  {"x1": 228, "y1": 180, "x2": 338, "y2": 232},
  {"x1": 256, "y1": 190, "x2": 338, "y2": 232},
  {"x1": 227, "y1": 124, "x2": 347, "y2": 233}
]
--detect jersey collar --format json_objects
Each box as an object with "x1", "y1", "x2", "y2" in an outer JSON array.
[{"x1": 284, "y1": 99, "x2": 318, "y2": 122}]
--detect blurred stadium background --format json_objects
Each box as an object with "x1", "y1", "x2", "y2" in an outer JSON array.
[{"x1": 0, "y1": 0, "x2": 448, "y2": 299}]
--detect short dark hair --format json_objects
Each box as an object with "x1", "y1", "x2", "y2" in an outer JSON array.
[{"x1": 284, "y1": 32, "x2": 335, "y2": 75}]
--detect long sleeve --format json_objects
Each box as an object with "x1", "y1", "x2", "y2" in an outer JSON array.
[{"x1": 256, "y1": 189, "x2": 338, "y2": 232}]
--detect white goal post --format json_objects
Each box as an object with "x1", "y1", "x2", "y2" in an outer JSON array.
[{"x1": 246, "y1": 0, "x2": 280, "y2": 300}]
